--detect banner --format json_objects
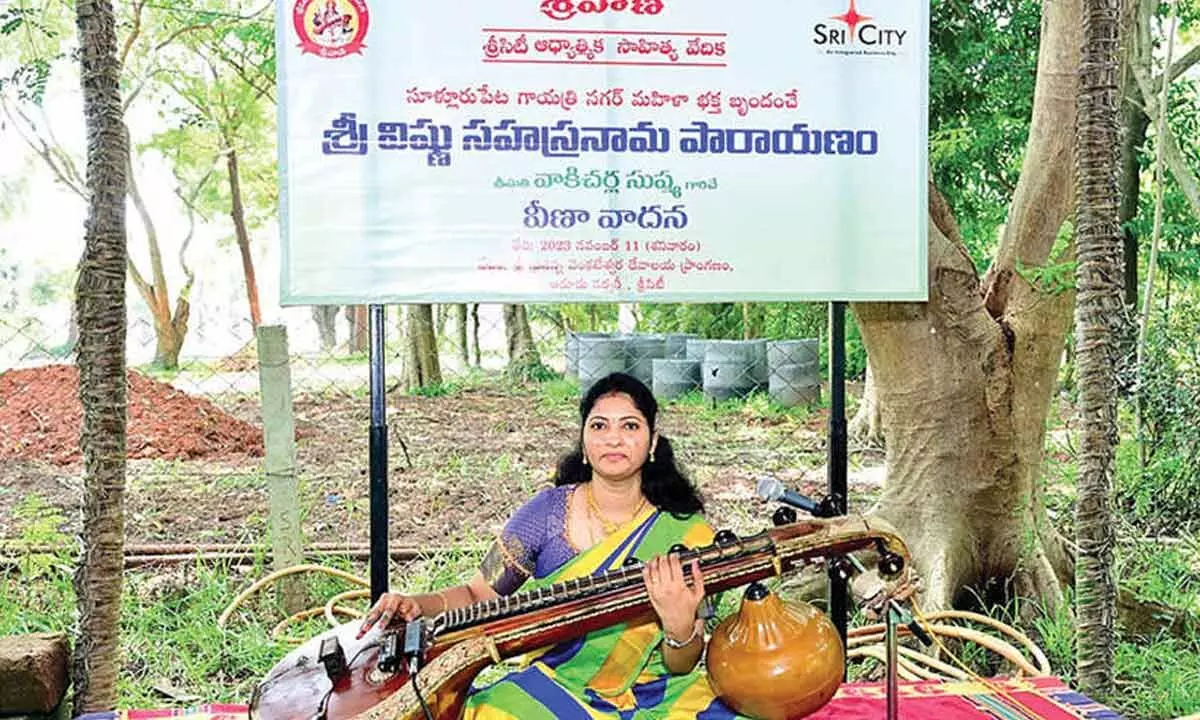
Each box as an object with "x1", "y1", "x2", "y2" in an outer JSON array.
[{"x1": 277, "y1": 0, "x2": 929, "y2": 304}]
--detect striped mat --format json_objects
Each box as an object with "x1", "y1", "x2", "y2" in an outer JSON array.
[{"x1": 74, "y1": 676, "x2": 1124, "y2": 719}]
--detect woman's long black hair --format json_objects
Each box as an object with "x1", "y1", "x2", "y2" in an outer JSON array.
[{"x1": 552, "y1": 372, "x2": 704, "y2": 516}]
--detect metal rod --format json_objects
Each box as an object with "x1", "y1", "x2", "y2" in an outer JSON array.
[
  {"x1": 368, "y1": 305, "x2": 389, "y2": 603},
  {"x1": 0, "y1": 542, "x2": 480, "y2": 555},
  {"x1": 827, "y1": 301, "x2": 850, "y2": 669},
  {"x1": 886, "y1": 600, "x2": 900, "y2": 720}
]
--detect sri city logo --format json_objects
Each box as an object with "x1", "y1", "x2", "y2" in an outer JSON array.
[{"x1": 813, "y1": 0, "x2": 907, "y2": 48}]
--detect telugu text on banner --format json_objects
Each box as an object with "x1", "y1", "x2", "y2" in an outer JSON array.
[{"x1": 277, "y1": 0, "x2": 930, "y2": 303}]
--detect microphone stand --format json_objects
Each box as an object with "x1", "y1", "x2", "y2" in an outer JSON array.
[
  {"x1": 886, "y1": 599, "x2": 900, "y2": 720},
  {"x1": 835, "y1": 554, "x2": 929, "y2": 720}
]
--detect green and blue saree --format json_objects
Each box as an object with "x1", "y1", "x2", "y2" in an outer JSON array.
[{"x1": 463, "y1": 504, "x2": 746, "y2": 719}]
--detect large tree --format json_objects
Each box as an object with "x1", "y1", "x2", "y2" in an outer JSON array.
[
  {"x1": 71, "y1": 0, "x2": 128, "y2": 711},
  {"x1": 858, "y1": 0, "x2": 1200, "y2": 616},
  {"x1": 854, "y1": 0, "x2": 1083, "y2": 610}
]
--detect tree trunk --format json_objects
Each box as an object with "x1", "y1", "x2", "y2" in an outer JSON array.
[
  {"x1": 471, "y1": 303, "x2": 481, "y2": 367},
  {"x1": 1113, "y1": 38, "x2": 1150, "y2": 394},
  {"x1": 151, "y1": 300, "x2": 188, "y2": 369},
  {"x1": 72, "y1": 0, "x2": 128, "y2": 711},
  {"x1": 65, "y1": 295, "x2": 81, "y2": 355},
  {"x1": 1118, "y1": 81, "x2": 1148, "y2": 308},
  {"x1": 1073, "y1": 0, "x2": 1121, "y2": 697},
  {"x1": 455, "y1": 303, "x2": 470, "y2": 364},
  {"x1": 226, "y1": 147, "x2": 261, "y2": 329},
  {"x1": 503, "y1": 304, "x2": 544, "y2": 381},
  {"x1": 404, "y1": 305, "x2": 441, "y2": 389},
  {"x1": 856, "y1": 0, "x2": 1082, "y2": 612},
  {"x1": 848, "y1": 359, "x2": 884, "y2": 447},
  {"x1": 312, "y1": 305, "x2": 339, "y2": 350},
  {"x1": 124, "y1": 129, "x2": 189, "y2": 370},
  {"x1": 346, "y1": 305, "x2": 369, "y2": 353}
]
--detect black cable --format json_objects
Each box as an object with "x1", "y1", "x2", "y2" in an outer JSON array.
[
  {"x1": 315, "y1": 686, "x2": 334, "y2": 720},
  {"x1": 313, "y1": 640, "x2": 381, "y2": 720},
  {"x1": 409, "y1": 661, "x2": 435, "y2": 720}
]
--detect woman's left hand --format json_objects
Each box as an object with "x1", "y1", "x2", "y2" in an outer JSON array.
[{"x1": 643, "y1": 553, "x2": 705, "y2": 641}]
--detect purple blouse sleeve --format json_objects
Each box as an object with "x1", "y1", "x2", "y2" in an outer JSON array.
[{"x1": 479, "y1": 486, "x2": 568, "y2": 596}]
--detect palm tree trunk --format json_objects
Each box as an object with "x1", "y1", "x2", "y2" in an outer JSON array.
[
  {"x1": 1073, "y1": 0, "x2": 1122, "y2": 698},
  {"x1": 72, "y1": 0, "x2": 128, "y2": 711}
]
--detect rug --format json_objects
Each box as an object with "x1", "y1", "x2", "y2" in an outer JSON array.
[{"x1": 74, "y1": 676, "x2": 1124, "y2": 719}]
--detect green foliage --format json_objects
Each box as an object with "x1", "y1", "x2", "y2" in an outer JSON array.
[
  {"x1": 28, "y1": 265, "x2": 75, "y2": 305},
  {"x1": 1030, "y1": 596, "x2": 1077, "y2": 684},
  {"x1": 1112, "y1": 637, "x2": 1200, "y2": 718},
  {"x1": 839, "y1": 311, "x2": 868, "y2": 379},
  {"x1": 410, "y1": 379, "x2": 461, "y2": 397},
  {"x1": 9, "y1": 493, "x2": 72, "y2": 580},
  {"x1": 535, "y1": 376, "x2": 585, "y2": 413},
  {"x1": 0, "y1": 558, "x2": 75, "y2": 636},
  {"x1": 1117, "y1": 541, "x2": 1200, "y2": 610},
  {"x1": 504, "y1": 358, "x2": 560, "y2": 385},
  {"x1": 638, "y1": 302, "x2": 825, "y2": 342},
  {"x1": 1015, "y1": 221, "x2": 1078, "y2": 296},
  {"x1": 542, "y1": 304, "x2": 620, "y2": 333},
  {"x1": 1117, "y1": 299, "x2": 1200, "y2": 533},
  {"x1": 1128, "y1": 78, "x2": 1200, "y2": 285},
  {"x1": 928, "y1": 0, "x2": 1041, "y2": 263},
  {"x1": 666, "y1": 388, "x2": 819, "y2": 424},
  {"x1": 0, "y1": 4, "x2": 65, "y2": 105},
  {"x1": 139, "y1": 1, "x2": 278, "y2": 241}
]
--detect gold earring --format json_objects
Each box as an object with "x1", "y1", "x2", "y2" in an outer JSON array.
[
  {"x1": 649, "y1": 447, "x2": 656, "y2": 463},
  {"x1": 582, "y1": 454, "x2": 589, "y2": 466}
]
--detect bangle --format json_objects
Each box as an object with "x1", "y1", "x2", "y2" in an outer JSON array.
[{"x1": 662, "y1": 623, "x2": 701, "y2": 649}]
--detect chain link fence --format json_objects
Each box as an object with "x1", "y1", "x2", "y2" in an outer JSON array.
[{"x1": 1, "y1": 296, "x2": 847, "y2": 554}]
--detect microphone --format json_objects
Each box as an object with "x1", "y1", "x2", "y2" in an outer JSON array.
[{"x1": 756, "y1": 476, "x2": 819, "y2": 516}]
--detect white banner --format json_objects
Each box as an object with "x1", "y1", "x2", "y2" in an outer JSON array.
[{"x1": 277, "y1": 0, "x2": 929, "y2": 304}]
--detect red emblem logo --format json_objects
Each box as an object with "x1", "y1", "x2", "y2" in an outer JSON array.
[
  {"x1": 831, "y1": 0, "x2": 872, "y2": 42},
  {"x1": 293, "y1": 0, "x2": 370, "y2": 59}
]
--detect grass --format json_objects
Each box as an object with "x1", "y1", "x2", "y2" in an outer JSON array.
[
  {"x1": 1029, "y1": 585, "x2": 1200, "y2": 719},
  {"x1": 667, "y1": 388, "x2": 819, "y2": 423},
  {"x1": 0, "y1": 538, "x2": 489, "y2": 708},
  {"x1": 3, "y1": 519, "x2": 1200, "y2": 716},
  {"x1": 1118, "y1": 540, "x2": 1200, "y2": 612},
  {"x1": 4, "y1": 375, "x2": 1199, "y2": 717}
]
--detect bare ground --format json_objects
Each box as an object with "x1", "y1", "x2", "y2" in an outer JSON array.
[{"x1": 0, "y1": 382, "x2": 883, "y2": 551}]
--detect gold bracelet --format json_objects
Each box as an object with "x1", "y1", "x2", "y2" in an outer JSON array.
[{"x1": 662, "y1": 623, "x2": 701, "y2": 649}]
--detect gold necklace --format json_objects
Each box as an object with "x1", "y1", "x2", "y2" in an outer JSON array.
[{"x1": 586, "y1": 483, "x2": 647, "y2": 535}]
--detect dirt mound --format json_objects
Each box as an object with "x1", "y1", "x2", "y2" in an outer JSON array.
[{"x1": 0, "y1": 364, "x2": 263, "y2": 465}]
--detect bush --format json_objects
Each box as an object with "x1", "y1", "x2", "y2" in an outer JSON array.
[{"x1": 1117, "y1": 298, "x2": 1200, "y2": 533}]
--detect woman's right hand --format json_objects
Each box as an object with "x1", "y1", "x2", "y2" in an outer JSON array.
[{"x1": 356, "y1": 592, "x2": 422, "y2": 639}]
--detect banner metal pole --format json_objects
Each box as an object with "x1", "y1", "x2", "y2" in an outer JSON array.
[
  {"x1": 368, "y1": 305, "x2": 390, "y2": 602},
  {"x1": 827, "y1": 301, "x2": 850, "y2": 672}
]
